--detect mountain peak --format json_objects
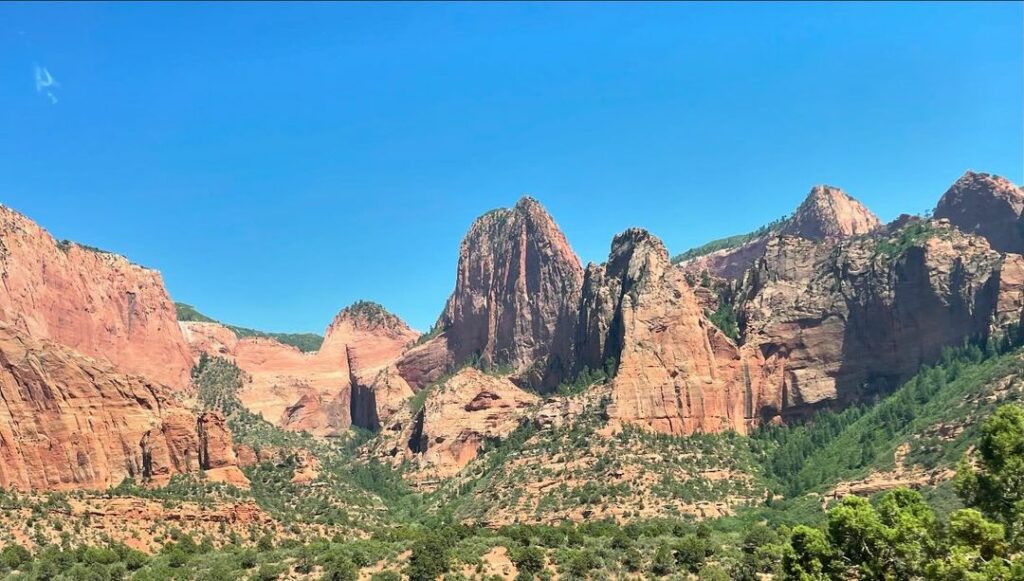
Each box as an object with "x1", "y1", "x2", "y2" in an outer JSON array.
[
  {"x1": 781, "y1": 184, "x2": 882, "y2": 240},
  {"x1": 330, "y1": 300, "x2": 410, "y2": 333},
  {"x1": 934, "y1": 170, "x2": 1024, "y2": 253}
]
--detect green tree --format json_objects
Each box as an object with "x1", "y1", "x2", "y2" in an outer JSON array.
[
  {"x1": 407, "y1": 534, "x2": 451, "y2": 581},
  {"x1": 651, "y1": 544, "x2": 675, "y2": 576},
  {"x1": 511, "y1": 545, "x2": 545, "y2": 577},
  {"x1": 955, "y1": 404, "x2": 1024, "y2": 547},
  {"x1": 675, "y1": 534, "x2": 710, "y2": 573},
  {"x1": 783, "y1": 525, "x2": 835, "y2": 581},
  {"x1": 0, "y1": 544, "x2": 30, "y2": 570}
]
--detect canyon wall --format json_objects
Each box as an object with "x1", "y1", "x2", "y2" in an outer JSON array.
[
  {"x1": 0, "y1": 205, "x2": 193, "y2": 388},
  {"x1": 182, "y1": 301, "x2": 418, "y2": 436},
  {"x1": 577, "y1": 229, "x2": 760, "y2": 435},
  {"x1": 0, "y1": 324, "x2": 244, "y2": 491}
]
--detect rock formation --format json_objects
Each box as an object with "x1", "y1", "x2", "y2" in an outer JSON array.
[
  {"x1": 0, "y1": 324, "x2": 243, "y2": 491},
  {"x1": 737, "y1": 219, "x2": 1019, "y2": 420},
  {"x1": 779, "y1": 185, "x2": 882, "y2": 240},
  {"x1": 678, "y1": 185, "x2": 881, "y2": 280},
  {"x1": 323, "y1": 301, "x2": 420, "y2": 430},
  {"x1": 398, "y1": 197, "x2": 583, "y2": 391},
  {"x1": 577, "y1": 229, "x2": 759, "y2": 435},
  {"x1": 0, "y1": 205, "x2": 193, "y2": 388},
  {"x1": 181, "y1": 301, "x2": 418, "y2": 436},
  {"x1": 196, "y1": 412, "x2": 249, "y2": 488},
  {"x1": 373, "y1": 368, "x2": 539, "y2": 481},
  {"x1": 934, "y1": 171, "x2": 1024, "y2": 254},
  {"x1": 181, "y1": 324, "x2": 348, "y2": 434}
]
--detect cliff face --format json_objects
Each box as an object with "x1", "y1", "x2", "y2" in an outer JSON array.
[
  {"x1": 181, "y1": 324, "x2": 348, "y2": 435},
  {"x1": 0, "y1": 206, "x2": 193, "y2": 388},
  {"x1": 577, "y1": 229, "x2": 760, "y2": 435},
  {"x1": 934, "y1": 171, "x2": 1024, "y2": 255},
  {"x1": 322, "y1": 302, "x2": 420, "y2": 430},
  {"x1": 738, "y1": 220, "x2": 1017, "y2": 420},
  {"x1": 401, "y1": 197, "x2": 583, "y2": 391},
  {"x1": 678, "y1": 185, "x2": 881, "y2": 281},
  {"x1": 0, "y1": 324, "x2": 243, "y2": 491},
  {"x1": 182, "y1": 301, "x2": 417, "y2": 436}
]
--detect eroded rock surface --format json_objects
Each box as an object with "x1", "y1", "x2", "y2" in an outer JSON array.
[
  {"x1": 738, "y1": 220, "x2": 1013, "y2": 420},
  {"x1": 678, "y1": 185, "x2": 881, "y2": 280},
  {"x1": 399, "y1": 197, "x2": 583, "y2": 391},
  {"x1": 0, "y1": 205, "x2": 193, "y2": 388},
  {"x1": 0, "y1": 325, "x2": 242, "y2": 491},
  {"x1": 934, "y1": 171, "x2": 1024, "y2": 254},
  {"x1": 373, "y1": 368, "x2": 539, "y2": 482},
  {"x1": 182, "y1": 301, "x2": 417, "y2": 436},
  {"x1": 577, "y1": 229, "x2": 760, "y2": 435}
]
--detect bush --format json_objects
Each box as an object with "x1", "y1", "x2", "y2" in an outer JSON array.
[
  {"x1": 511, "y1": 545, "x2": 545, "y2": 576},
  {"x1": 0, "y1": 544, "x2": 30, "y2": 570},
  {"x1": 407, "y1": 535, "x2": 451, "y2": 581}
]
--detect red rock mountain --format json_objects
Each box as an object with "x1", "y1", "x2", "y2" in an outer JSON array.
[
  {"x1": 679, "y1": 185, "x2": 881, "y2": 280},
  {"x1": 398, "y1": 196, "x2": 583, "y2": 390},
  {"x1": 737, "y1": 219, "x2": 1022, "y2": 421},
  {"x1": 0, "y1": 206, "x2": 193, "y2": 389},
  {"x1": 577, "y1": 229, "x2": 759, "y2": 435},
  {"x1": 0, "y1": 324, "x2": 245, "y2": 491},
  {"x1": 934, "y1": 171, "x2": 1024, "y2": 254},
  {"x1": 182, "y1": 301, "x2": 418, "y2": 436},
  {"x1": 779, "y1": 185, "x2": 882, "y2": 240}
]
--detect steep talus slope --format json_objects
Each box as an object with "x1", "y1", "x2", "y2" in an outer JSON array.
[
  {"x1": 0, "y1": 324, "x2": 243, "y2": 491},
  {"x1": 0, "y1": 205, "x2": 192, "y2": 388},
  {"x1": 678, "y1": 185, "x2": 881, "y2": 280},
  {"x1": 398, "y1": 197, "x2": 583, "y2": 390},
  {"x1": 181, "y1": 301, "x2": 417, "y2": 436},
  {"x1": 577, "y1": 229, "x2": 760, "y2": 435},
  {"x1": 738, "y1": 219, "x2": 1021, "y2": 420},
  {"x1": 934, "y1": 170, "x2": 1024, "y2": 254}
]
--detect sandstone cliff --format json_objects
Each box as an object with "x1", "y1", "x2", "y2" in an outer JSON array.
[
  {"x1": 322, "y1": 301, "x2": 420, "y2": 430},
  {"x1": 0, "y1": 324, "x2": 243, "y2": 491},
  {"x1": 399, "y1": 197, "x2": 583, "y2": 391},
  {"x1": 737, "y1": 219, "x2": 1020, "y2": 420},
  {"x1": 934, "y1": 171, "x2": 1024, "y2": 254},
  {"x1": 182, "y1": 301, "x2": 417, "y2": 436},
  {"x1": 576, "y1": 229, "x2": 758, "y2": 435},
  {"x1": 678, "y1": 185, "x2": 881, "y2": 280},
  {"x1": 0, "y1": 205, "x2": 193, "y2": 388}
]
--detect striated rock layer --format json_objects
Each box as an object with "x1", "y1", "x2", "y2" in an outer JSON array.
[
  {"x1": 399, "y1": 197, "x2": 583, "y2": 391},
  {"x1": 0, "y1": 324, "x2": 243, "y2": 491},
  {"x1": 679, "y1": 185, "x2": 881, "y2": 281},
  {"x1": 934, "y1": 171, "x2": 1024, "y2": 255},
  {"x1": 0, "y1": 205, "x2": 193, "y2": 388}
]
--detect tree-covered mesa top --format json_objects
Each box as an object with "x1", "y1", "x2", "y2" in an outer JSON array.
[{"x1": 175, "y1": 302, "x2": 324, "y2": 353}]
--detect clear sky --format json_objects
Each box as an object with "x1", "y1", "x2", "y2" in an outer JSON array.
[{"x1": 1, "y1": 2, "x2": 1021, "y2": 333}]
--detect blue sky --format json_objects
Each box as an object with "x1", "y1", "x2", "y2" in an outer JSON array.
[{"x1": 0, "y1": 2, "x2": 1021, "y2": 333}]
